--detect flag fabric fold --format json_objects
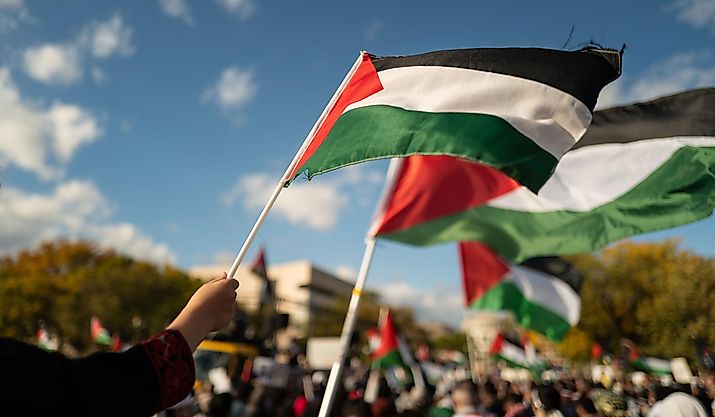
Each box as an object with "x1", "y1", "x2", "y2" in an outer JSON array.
[
  {"x1": 460, "y1": 242, "x2": 582, "y2": 341},
  {"x1": 372, "y1": 88, "x2": 715, "y2": 263},
  {"x1": 288, "y1": 47, "x2": 621, "y2": 192}
]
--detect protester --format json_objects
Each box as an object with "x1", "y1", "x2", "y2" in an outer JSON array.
[
  {"x1": 647, "y1": 392, "x2": 708, "y2": 417},
  {"x1": 0, "y1": 273, "x2": 239, "y2": 417},
  {"x1": 533, "y1": 385, "x2": 564, "y2": 417},
  {"x1": 574, "y1": 397, "x2": 598, "y2": 417}
]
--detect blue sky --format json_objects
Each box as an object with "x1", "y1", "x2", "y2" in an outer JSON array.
[{"x1": 1, "y1": 0, "x2": 715, "y2": 327}]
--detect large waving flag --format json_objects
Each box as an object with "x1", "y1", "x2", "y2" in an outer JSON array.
[
  {"x1": 460, "y1": 242, "x2": 582, "y2": 341},
  {"x1": 370, "y1": 88, "x2": 715, "y2": 262},
  {"x1": 287, "y1": 47, "x2": 621, "y2": 192}
]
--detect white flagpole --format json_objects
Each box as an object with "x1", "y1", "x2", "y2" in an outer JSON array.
[
  {"x1": 318, "y1": 157, "x2": 401, "y2": 417},
  {"x1": 226, "y1": 52, "x2": 364, "y2": 280},
  {"x1": 318, "y1": 237, "x2": 377, "y2": 417}
]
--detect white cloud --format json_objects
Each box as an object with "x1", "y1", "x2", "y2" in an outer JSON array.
[
  {"x1": 0, "y1": 0, "x2": 28, "y2": 32},
  {"x1": 222, "y1": 165, "x2": 383, "y2": 231},
  {"x1": 47, "y1": 103, "x2": 102, "y2": 162},
  {"x1": 89, "y1": 223, "x2": 176, "y2": 265},
  {"x1": 364, "y1": 20, "x2": 383, "y2": 42},
  {"x1": 597, "y1": 51, "x2": 715, "y2": 108},
  {"x1": 0, "y1": 180, "x2": 176, "y2": 264},
  {"x1": 81, "y1": 13, "x2": 135, "y2": 59},
  {"x1": 0, "y1": 0, "x2": 22, "y2": 8},
  {"x1": 90, "y1": 66, "x2": 109, "y2": 84},
  {"x1": 21, "y1": 14, "x2": 134, "y2": 86},
  {"x1": 377, "y1": 281, "x2": 465, "y2": 327},
  {"x1": 22, "y1": 44, "x2": 82, "y2": 85},
  {"x1": 671, "y1": 0, "x2": 715, "y2": 29},
  {"x1": 202, "y1": 66, "x2": 257, "y2": 110},
  {"x1": 212, "y1": 251, "x2": 236, "y2": 266},
  {"x1": 224, "y1": 173, "x2": 348, "y2": 230},
  {"x1": 0, "y1": 67, "x2": 102, "y2": 180},
  {"x1": 335, "y1": 265, "x2": 357, "y2": 282},
  {"x1": 216, "y1": 0, "x2": 256, "y2": 20},
  {"x1": 159, "y1": 0, "x2": 195, "y2": 25}
]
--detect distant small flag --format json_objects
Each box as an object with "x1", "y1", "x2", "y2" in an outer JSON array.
[
  {"x1": 372, "y1": 310, "x2": 408, "y2": 370},
  {"x1": 91, "y1": 316, "x2": 112, "y2": 346},
  {"x1": 111, "y1": 334, "x2": 124, "y2": 352},
  {"x1": 36, "y1": 326, "x2": 57, "y2": 351},
  {"x1": 592, "y1": 342, "x2": 603, "y2": 361},
  {"x1": 490, "y1": 333, "x2": 529, "y2": 369},
  {"x1": 250, "y1": 248, "x2": 274, "y2": 308},
  {"x1": 622, "y1": 338, "x2": 671, "y2": 375}
]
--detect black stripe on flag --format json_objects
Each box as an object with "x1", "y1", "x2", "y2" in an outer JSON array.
[
  {"x1": 574, "y1": 87, "x2": 715, "y2": 149},
  {"x1": 520, "y1": 257, "x2": 583, "y2": 293},
  {"x1": 370, "y1": 47, "x2": 622, "y2": 111}
]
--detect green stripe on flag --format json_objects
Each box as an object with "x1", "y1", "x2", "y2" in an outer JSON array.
[
  {"x1": 471, "y1": 282, "x2": 572, "y2": 341},
  {"x1": 382, "y1": 146, "x2": 715, "y2": 262},
  {"x1": 297, "y1": 105, "x2": 557, "y2": 192},
  {"x1": 374, "y1": 349, "x2": 408, "y2": 370}
]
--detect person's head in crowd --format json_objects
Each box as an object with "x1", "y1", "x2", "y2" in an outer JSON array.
[
  {"x1": 653, "y1": 384, "x2": 681, "y2": 403},
  {"x1": 532, "y1": 384, "x2": 563, "y2": 417},
  {"x1": 503, "y1": 392, "x2": 526, "y2": 415},
  {"x1": 575, "y1": 378, "x2": 592, "y2": 395},
  {"x1": 342, "y1": 399, "x2": 372, "y2": 417},
  {"x1": 574, "y1": 397, "x2": 598, "y2": 417},
  {"x1": 451, "y1": 380, "x2": 479, "y2": 415},
  {"x1": 649, "y1": 392, "x2": 708, "y2": 417},
  {"x1": 592, "y1": 389, "x2": 629, "y2": 417},
  {"x1": 538, "y1": 384, "x2": 562, "y2": 411},
  {"x1": 371, "y1": 395, "x2": 398, "y2": 417},
  {"x1": 207, "y1": 392, "x2": 233, "y2": 417}
]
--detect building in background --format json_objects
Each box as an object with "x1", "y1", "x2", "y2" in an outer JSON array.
[{"x1": 190, "y1": 260, "x2": 354, "y2": 337}]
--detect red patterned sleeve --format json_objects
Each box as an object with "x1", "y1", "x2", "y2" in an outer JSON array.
[{"x1": 140, "y1": 329, "x2": 196, "y2": 411}]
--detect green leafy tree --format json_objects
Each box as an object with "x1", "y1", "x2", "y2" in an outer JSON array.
[{"x1": 0, "y1": 241, "x2": 201, "y2": 351}]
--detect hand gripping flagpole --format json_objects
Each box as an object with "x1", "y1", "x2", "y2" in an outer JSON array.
[
  {"x1": 318, "y1": 159, "x2": 403, "y2": 417},
  {"x1": 225, "y1": 53, "x2": 364, "y2": 280}
]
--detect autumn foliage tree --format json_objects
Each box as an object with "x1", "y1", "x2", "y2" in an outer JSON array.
[
  {"x1": 0, "y1": 240, "x2": 201, "y2": 351},
  {"x1": 558, "y1": 239, "x2": 715, "y2": 363}
]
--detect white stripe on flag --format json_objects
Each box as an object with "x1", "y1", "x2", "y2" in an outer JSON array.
[
  {"x1": 489, "y1": 136, "x2": 715, "y2": 212},
  {"x1": 505, "y1": 265, "x2": 581, "y2": 325},
  {"x1": 343, "y1": 66, "x2": 592, "y2": 159}
]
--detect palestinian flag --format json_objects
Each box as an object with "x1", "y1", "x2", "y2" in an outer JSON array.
[
  {"x1": 287, "y1": 47, "x2": 621, "y2": 192},
  {"x1": 250, "y1": 247, "x2": 274, "y2": 306},
  {"x1": 371, "y1": 88, "x2": 715, "y2": 262},
  {"x1": 90, "y1": 316, "x2": 111, "y2": 346},
  {"x1": 622, "y1": 339, "x2": 672, "y2": 375},
  {"x1": 490, "y1": 333, "x2": 529, "y2": 369},
  {"x1": 372, "y1": 310, "x2": 407, "y2": 370},
  {"x1": 36, "y1": 327, "x2": 57, "y2": 351},
  {"x1": 460, "y1": 242, "x2": 582, "y2": 341}
]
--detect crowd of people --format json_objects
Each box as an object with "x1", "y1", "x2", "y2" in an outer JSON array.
[
  {"x1": 159, "y1": 344, "x2": 715, "y2": 417},
  {"x1": 3, "y1": 273, "x2": 712, "y2": 417}
]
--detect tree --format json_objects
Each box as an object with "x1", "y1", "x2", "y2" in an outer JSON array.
[
  {"x1": 0, "y1": 240, "x2": 201, "y2": 351},
  {"x1": 563, "y1": 239, "x2": 715, "y2": 364}
]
